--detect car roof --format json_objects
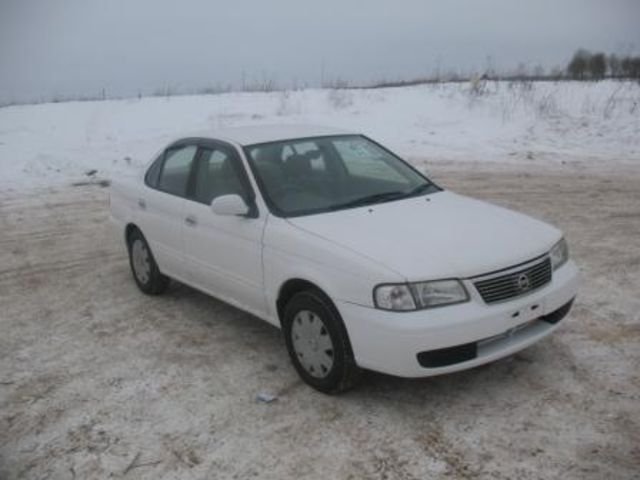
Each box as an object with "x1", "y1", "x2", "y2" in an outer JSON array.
[{"x1": 206, "y1": 124, "x2": 356, "y2": 146}]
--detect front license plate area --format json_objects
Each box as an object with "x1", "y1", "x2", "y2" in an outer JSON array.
[{"x1": 510, "y1": 299, "x2": 545, "y2": 325}]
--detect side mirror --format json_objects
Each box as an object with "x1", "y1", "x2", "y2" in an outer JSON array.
[{"x1": 211, "y1": 194, "x2": 250, "y2": 217}]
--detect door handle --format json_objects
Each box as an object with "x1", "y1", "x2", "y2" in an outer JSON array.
[
  {"x1": 138, "y1": 198, "x2": 146, "y2": 209},
  {"x1": 185, "y1": 215, "x2": 197, "y2": 227}
]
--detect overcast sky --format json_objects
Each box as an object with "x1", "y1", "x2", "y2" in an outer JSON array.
[{"x1": 1, "y1": 0, "x2": 639, "y2": 103}]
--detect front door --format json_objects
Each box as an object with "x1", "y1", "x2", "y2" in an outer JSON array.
[{"x1": 182, "y1": 144, "x2": 267, "y2": 317}]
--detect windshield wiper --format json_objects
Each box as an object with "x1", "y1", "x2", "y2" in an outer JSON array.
[
  {"x1": 404, "y1": 182, "x2": 436, "y2": 197},
  {"x1": 329, "y1": 183, "x2": 437, "y2": 212},
  {"x1": 330, "y1": 191, "x2": 408, "y2": 210}
]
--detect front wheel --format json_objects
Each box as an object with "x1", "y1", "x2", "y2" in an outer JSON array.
[
  {"x1": 127, "y1": 229, "x2": 169, "y2": 295},
  {"x1": 283, "y1": 289, "x2": 361, "y2": 394}
]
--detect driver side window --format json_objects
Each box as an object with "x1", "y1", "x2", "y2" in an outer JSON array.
[{"x1": 193, "y1": 147, "x2": 248, "y2": 205}]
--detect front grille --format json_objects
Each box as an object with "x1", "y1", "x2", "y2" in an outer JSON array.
[{"x1": 473, "y1": 257, "x2": 552, "y2": 304}]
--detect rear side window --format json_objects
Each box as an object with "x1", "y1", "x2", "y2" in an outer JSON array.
[{"x1": 157, "y1": 145, "x2": 197, "y2": 197}]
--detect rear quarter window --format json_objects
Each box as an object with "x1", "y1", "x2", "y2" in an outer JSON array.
[
  {"x1": 144, "y1": 154, "x2": 163, "y2": 187},
  {"x1": 157, "y1": 145, "x2": 198, "y2": 197}
]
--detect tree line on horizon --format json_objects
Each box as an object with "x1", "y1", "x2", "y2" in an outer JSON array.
[
  {"x1": 3, "y1": 48, "x2": 640, "y2": 108},
  {"x1": 567, "y1": 49, "x2": 640, "y2": 80}
]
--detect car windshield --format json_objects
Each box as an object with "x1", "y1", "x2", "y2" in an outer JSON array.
[{"x1": 244, "y1": 135, "x2": 439, "y2": 217}]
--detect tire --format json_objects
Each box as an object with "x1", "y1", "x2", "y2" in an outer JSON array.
[
  {"x1": 282, "y1": 289, "x2": 361, "y2": 394},
  {"x1": 127, "y1": 229, "x2": 169, "y2": 295}
]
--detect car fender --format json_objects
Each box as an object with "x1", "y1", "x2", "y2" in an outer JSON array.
[{"x1": 263, "y1": 215, "x2": 405, "y2": 323}]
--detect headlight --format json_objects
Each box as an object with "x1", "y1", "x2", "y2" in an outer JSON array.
[
  {"x1": 373, "y1": 284, "x2": 416, "y2": 311},
  {"x1": 374, "y1": 279, "x2": 469, "y2": 311},
  {"x1": 549, "y1": 238, "x2": 569, "y2": 271},
  {"x1": 411, "y1": 279, "x2": 469, "y2": 308}
]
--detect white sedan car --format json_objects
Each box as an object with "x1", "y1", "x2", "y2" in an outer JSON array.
[{"x1": 110, "y1": 125, "x2": 579, "y2": 393}]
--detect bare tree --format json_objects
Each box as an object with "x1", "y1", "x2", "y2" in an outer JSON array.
[
  {"x1": 622, "y1": 57, "x2": 640, "y2": 79},
  {"x1": 620, "y1": 56, "x2": 640, "y2": 78},
  {"x1": 634, "y1": 58, "x2": 640, "y2": 79},
  {"x1": 588, "y1": 53, "x2": 607, "y2": 79},
  {"x1": 608, "y1": 54, "x2": 622, "y2": 78},
  {"x1": 568, "y1": 49, "x2": 590, "y2": 79}
]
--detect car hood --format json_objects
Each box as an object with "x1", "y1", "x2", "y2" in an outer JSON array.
[{"x1": 286, "y1": 191, "x2": 561, "y2": 280}]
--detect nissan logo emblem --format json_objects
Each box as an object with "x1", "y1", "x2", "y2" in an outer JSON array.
[{"x1": 517, "y1": 273, "x2": 530, "y2": 291}]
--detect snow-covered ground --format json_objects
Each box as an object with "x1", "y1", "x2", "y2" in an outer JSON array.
[
  {"x1": 1, "y1": 164, "x2": 639, "y2": 479},
  {"x1": 0, "y1": 80, "x2": 638, "y2": 193},
  {"x1": 1, "y1": 81, "x2": 639, "y2": 478}
]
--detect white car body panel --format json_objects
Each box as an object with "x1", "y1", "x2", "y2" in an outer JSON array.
[
  {"x1": 182, "y1": 199, "x2": 268, "y2": 317},
  {"x1": 339, "y1": 260, "x2": 578, "y2": 376},
  {"x1": 288, "y1": 191, "x2": 561, "y2": 280},
  {"x1": 111, "y1": 175, "x2": 187, "y2": 279},
  {"x1": 261, "y1": 215, "x2": 405, "y2": 319},
  {"x1": 109, "y1": 125, "x2": 580, "y2": 378}
]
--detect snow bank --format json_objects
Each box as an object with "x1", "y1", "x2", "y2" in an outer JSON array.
[{"x1": 0, "y1": 80, "x2": 638, "y2": 192}]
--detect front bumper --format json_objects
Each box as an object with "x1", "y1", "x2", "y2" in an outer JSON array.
[{"x1": 336, "y1": 260, "x2": 579, "y2": 377}]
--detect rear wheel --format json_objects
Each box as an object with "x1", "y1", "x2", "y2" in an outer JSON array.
[
  {"x1": 127, "y1": 229, "x2": 169, "y2": 295},
  {"x1": 283, "y1": 289, "x2": 361, "y2": 394}
]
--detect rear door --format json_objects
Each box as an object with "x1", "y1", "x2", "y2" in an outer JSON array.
[
  {"x1": 182, "y1": 142, "x2": 268, "y2": 317},
  {"x1": 136, "y1": 143, "x2": 198, "y2": 279}
]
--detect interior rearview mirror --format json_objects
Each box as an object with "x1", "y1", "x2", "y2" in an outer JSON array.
[{"x1": 211, "y1": 194, "x2": 250, "y2": 217}]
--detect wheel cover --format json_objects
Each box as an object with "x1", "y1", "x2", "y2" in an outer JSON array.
[
  {"x1": 131, "y1": 239, "x2": 151, "y2": 284},
  {"x1": 291, "y1": 310, "x2": 334, "y2": 378}
]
